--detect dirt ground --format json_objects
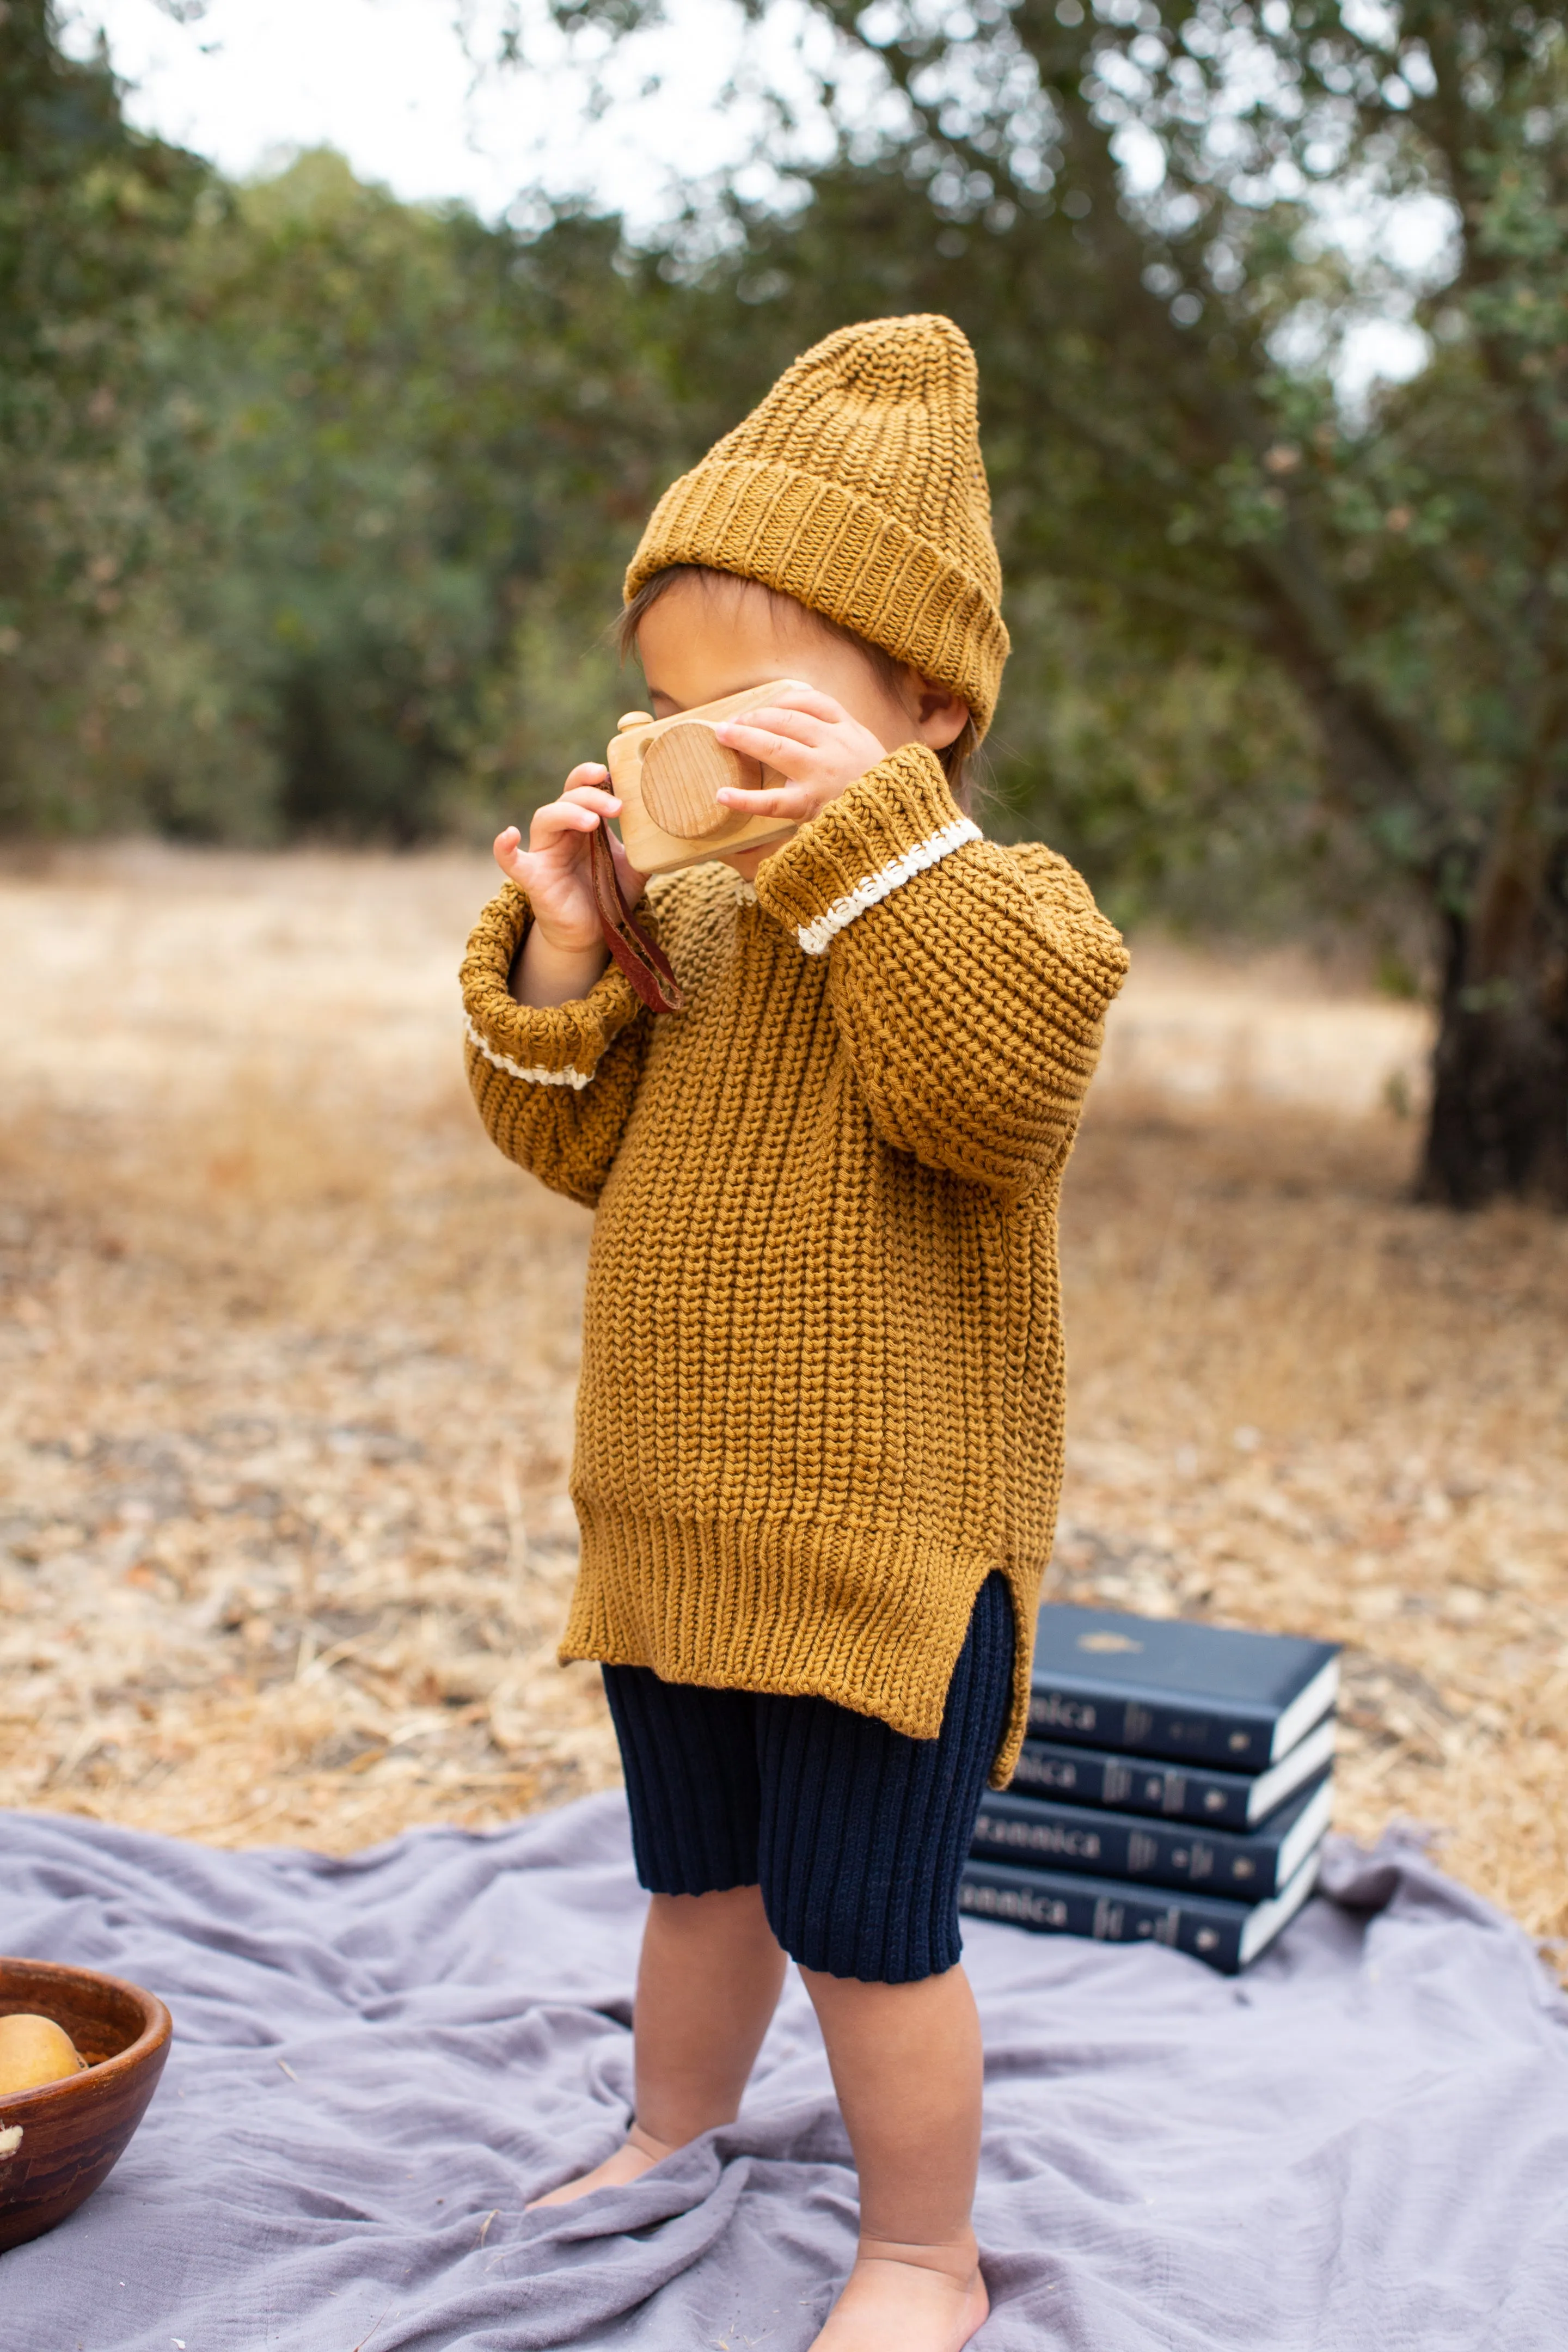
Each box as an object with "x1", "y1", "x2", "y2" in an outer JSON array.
[{"x1": 2, "y1": 846, "x2": 1564, "y2": 1957}]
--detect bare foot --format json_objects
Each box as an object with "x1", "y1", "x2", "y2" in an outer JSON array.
[
  {"x1": 809, "y1": 2238, "x2": 989, "y2": 2350},
  {"x1": 525, "y1": 2123, "x2": 674, "y2": 2209}
]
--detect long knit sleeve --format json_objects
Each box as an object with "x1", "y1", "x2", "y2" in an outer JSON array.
[
  {"x1": 460, "y1": 881, "x2": 651, "y2": 1209},
  {"x1": 754, "y1": 745, "x2": 1129, "y2": 1208}
]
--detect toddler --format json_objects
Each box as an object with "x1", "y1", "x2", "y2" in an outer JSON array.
[{"x1": 460, "y1": 314, "x2": 1128, "y2": 2351}]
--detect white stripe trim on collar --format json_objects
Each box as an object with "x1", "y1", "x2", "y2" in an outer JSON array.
[
  {"x1": 795, "y1": 817, "x2": 981, "y2": 956},
  {"x1": 463, "y1": 1013, "x2": 593, "y2": 1090}
]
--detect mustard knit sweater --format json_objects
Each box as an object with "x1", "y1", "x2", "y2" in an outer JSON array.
[{"x1": 461, "y1": 746, "x2": 1129, "y2": 1784}]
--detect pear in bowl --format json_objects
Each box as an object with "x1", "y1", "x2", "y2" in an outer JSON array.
[{"x1": 0, "y1": 2014, "x2": 87, "y2": 2097}]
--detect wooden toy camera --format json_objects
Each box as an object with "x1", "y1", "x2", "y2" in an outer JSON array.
[{"x1": 607, "y1": 681, "x2": 800, "y2": 877}]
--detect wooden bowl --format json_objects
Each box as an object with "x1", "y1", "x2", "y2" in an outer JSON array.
[{"x1": 0, "y1": 1958, "x2": 171, "y2": 2255}]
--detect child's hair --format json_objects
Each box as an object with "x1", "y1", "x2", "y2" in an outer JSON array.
[{"x1": 617, "y1": 565, "x2": 980, "y2": 816}]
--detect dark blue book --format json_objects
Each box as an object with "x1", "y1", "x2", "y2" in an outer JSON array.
[
  {"x1": 971, "y1": 1773, "x2": 1331, "y2": 1902},
  {"x1": 1029, "y1": 1604, "x2": 1339, "y2": 1769},
  {"x1": 1010, "y1": 1714, "x2": 1337, "y2": 1829},
  {"x1": 959, "y1": 1849, "x2": 1321, "y2": 1974}
]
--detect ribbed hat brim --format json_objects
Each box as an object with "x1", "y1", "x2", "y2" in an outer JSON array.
[{"x1": 626, "y1": 457, "x2": 1010, "y2": 739}]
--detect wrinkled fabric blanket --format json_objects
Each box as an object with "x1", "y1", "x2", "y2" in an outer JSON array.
[{"x1": 3, "y1": 1793, "x2": 1565, "y2": 2351}]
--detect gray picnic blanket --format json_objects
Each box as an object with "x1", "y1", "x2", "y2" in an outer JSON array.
[{"x1": 3, "y1": 1793, "x2": 1565, "y2": 2351}]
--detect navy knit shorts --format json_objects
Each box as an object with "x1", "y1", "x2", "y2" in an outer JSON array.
[{"x1": 601, "y1": 1571, "x2": 1015, "y2": 1983}]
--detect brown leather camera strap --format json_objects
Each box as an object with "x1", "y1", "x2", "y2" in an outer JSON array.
[{"x1": 590, "y1": 823, "x2": 683, "y2": 1016}]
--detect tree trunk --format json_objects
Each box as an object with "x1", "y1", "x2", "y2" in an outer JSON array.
[
  {"x1": 1266, "y1": 610, "x2": 1568, "y2": 1211},
  {"x1": 1419, "y1": 860, "x2": 1568, "y2": 1210}
]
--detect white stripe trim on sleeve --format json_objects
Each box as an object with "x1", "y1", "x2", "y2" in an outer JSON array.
[
  {"x1": 463, "y1": 1013, "x2": 593, "y2": 1091},
  {"x1": 795, "y1": 817, "x2": 981, "y2": 956}
]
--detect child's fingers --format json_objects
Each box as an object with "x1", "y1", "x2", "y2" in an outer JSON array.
[
  {"x1": 715, "y1": 707, "x2": 834, "y2": 751},
  {"x1": 712, "y1": 720, "x2": 822, "y2": 780},
  {"x1": 528, "y1": 802, "x2": 599, "y2": 846},
  {"x1": 493, "y1": 826, "x2": 529, "y2": 883},
  {"x1": 763, "y1": 681, "x2": 851, "y2": 724},
  {"x1": 715, "y1": 780, "x2": 814, "y2": 820},
  {"x1": 560, "y1": 783, "x2": 622, "y2": 818},
  {"x1": 528, "y1": 786, "x2": 621, "y2": 850}
]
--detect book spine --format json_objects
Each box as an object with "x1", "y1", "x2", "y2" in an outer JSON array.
[
  {"x1": 1027, "y1": 1679, "x2": 1273, "y2": 1767},
  {"x1": 959, "y1": 1861, "x2": 1245, "y2": 1973},
  {"x1": 1009, "y1": 1743, "x2": 1118, "y2": 1805},
  {"x1": 1012, "y1": 1741, "x2": 1251, "y2": 1828},
  {"x1": 972, "y1": 1798, "x2": 1283, "y2": 1898}
]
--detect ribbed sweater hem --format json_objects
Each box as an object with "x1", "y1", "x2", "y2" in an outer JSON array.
[{"x1": 560, "y1": 1501, "x2": 1042, "y2": 1785}]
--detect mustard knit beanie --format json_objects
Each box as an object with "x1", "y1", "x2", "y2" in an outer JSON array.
[{"x1": 624, "y1": 314, "x2": 1009, "y2": 740}]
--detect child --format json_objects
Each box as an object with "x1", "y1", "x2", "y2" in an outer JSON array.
[{"x1": 461, "y1": 314, "x2": 1128, "y2": 2351}]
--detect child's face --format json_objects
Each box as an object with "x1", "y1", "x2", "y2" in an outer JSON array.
[{"x1": 634, "y1": 575, "x2": 965, "y2": 878}]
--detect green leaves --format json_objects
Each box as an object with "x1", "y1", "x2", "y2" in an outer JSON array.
[{"x1": 7, "y1": 0, "x2": 1565, "y2": 952}]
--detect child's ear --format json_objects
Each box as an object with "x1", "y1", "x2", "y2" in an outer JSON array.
[{"x1": 911, "y1": 676, "x2": 970, "y2": 751}]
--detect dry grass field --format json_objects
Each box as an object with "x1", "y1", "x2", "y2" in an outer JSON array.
[{"x1": 2, "y1": 847, "x2": 1564, "y2": 1959}]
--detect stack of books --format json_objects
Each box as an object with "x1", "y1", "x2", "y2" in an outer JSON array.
[{"x1": 960, "y1": 1603, "x2": 1340, "y2": 1974}]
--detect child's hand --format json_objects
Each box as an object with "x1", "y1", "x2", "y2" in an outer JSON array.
[
  {"x1": 493, "y1": 767, "x2": 646, "y2": 953},
  {"x1": 711, "y1": 684, "x2": 889, "y2": 825}
]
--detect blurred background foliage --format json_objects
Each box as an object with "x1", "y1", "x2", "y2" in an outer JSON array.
[{"x1": 2, "y1": 0, "x2": 1565, "y2": 1197}]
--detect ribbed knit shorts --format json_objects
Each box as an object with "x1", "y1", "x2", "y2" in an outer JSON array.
[{"x1": 601, "y1": 1571, "x2": 1014, "y2": 1984}]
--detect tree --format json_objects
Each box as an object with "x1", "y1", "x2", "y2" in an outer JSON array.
[
  {"x1": 0, "y1": 65, "x2": 709, "y2": 844},
  {"x1": 0, "y1": 0, "x2": 206, "y2": 831},
  {"x1": 555, "y1": 0, "x2": 1568, "y2": 1205},
  {"x1": 125, "y1": 151, "x2": 726, "y2": 838}
]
